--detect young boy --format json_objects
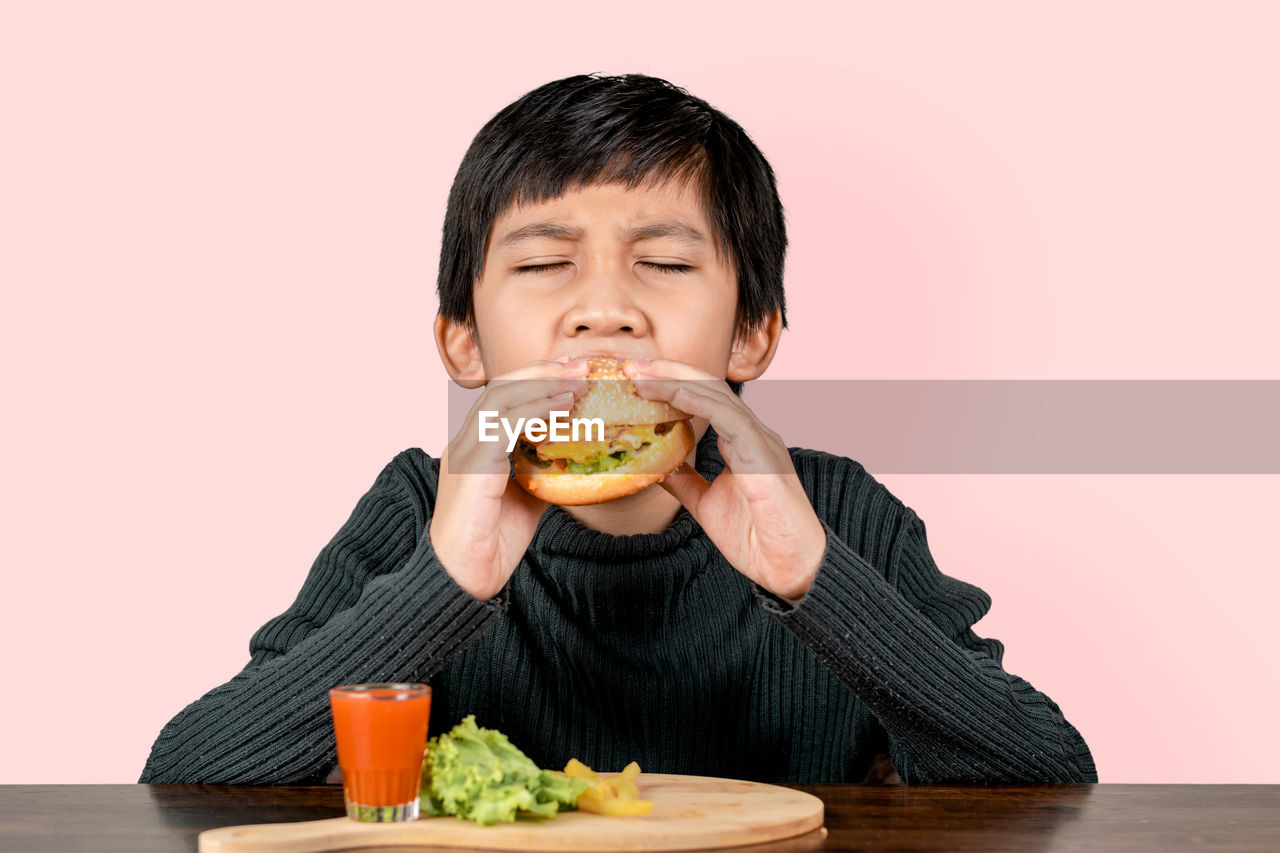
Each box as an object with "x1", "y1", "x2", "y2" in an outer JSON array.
[{"x1": 140, "y1": 74, "x2": 1096, "y2": 786}]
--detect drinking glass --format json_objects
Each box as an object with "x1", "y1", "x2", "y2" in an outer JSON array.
[{"x1": 328, "y1": 683, "x2": 432, "y2": 822}]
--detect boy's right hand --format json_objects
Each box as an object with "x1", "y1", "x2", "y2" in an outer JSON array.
[{"x1": 429, "y1": 359, "x2": 590, "y2": 601}]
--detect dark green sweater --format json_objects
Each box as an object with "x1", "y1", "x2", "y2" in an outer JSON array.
[{"x1": 139, "y1": 426, "x2": 1096, "y2": 785}]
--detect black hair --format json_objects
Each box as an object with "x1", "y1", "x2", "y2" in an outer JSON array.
[{"x1": 436, "y1": 73, "x2": 788, "y2": 396}]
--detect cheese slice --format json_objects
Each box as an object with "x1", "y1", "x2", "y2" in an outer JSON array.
[{"x1": 535, "y1": 424, "x2": 663, "y2": 463}]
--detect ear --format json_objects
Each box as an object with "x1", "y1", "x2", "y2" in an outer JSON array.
[
  {"x1": 433, "y1": 313, "x2": 487, "y2": 389},
  {"x1": 726, "y1": 309, "x2": 783, "y2": 383}
]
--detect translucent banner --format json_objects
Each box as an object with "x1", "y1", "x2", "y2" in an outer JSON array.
[{"x1": 445, "y1": 379, "x2": 1280, "y2": 474}]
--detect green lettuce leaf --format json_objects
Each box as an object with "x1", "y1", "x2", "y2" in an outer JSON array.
[{"x1": 420, "y1": 715, "x2": 587, "y2": 825}]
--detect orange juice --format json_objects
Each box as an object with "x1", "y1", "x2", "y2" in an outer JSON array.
[{"x1": 329, "y1": 683, "x2": 432, "y2": 821}]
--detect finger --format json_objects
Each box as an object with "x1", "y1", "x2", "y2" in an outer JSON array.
[
  {"x1": 453, "y1": 361, "x2": 592, "y2": 468},
  {"x1": 451, "y1": 389, "x2": 580, "y2": 475},
  {"x1": 663, "y1": 386, "x2": 785, "y2": 475},
  {"x1": 636, "y1": 381, "x2": 755, "y2": 441},
  {"x1": 629, "y1": 365, "x2": 739, "y2": 413},
  {"x1": 480, "y1": 375, "x2": 589, "y2": 414},
  {"x1": 471, "y1": 364, "x2": 586, "y2": 415},
  {"x1": 657, "y1": 462, "x2": 712, "y2": 517},
  {"x1": 484, "y1": 390, "x2": 579, "y2": 443},
  {"x1": 493, "y1": 358, "x2": 592, "y2": 382},
  {"x1": 623, "y1": 358, "x2": 717, "y2": 381},
  {"x1": 482, "y1": 361, "x2": 588, "y2": 412},
  {"x1": 631, "y1": 377, "x2": 740, "y2": 421}
]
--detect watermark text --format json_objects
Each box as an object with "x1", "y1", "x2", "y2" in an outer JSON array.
[{"x1": 478, "y1": 410, "x2": 606, "y2": 453}]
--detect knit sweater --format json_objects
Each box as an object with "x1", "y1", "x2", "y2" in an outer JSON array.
[{"x1": 139, "y1": 426, "x2": 1097, "y2": 785}]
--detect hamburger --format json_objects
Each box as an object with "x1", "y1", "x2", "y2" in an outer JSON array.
[{"x1": 512, "y1": 357, "x2": 695, "y2": 506}]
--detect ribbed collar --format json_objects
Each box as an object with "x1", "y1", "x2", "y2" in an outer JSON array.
[{"x1": 530, "y1": 425, "x2": 725, "y2": 562}]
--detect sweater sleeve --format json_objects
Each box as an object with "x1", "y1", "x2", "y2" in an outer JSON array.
[
  {"x1": 754, "y1": 493, "x2": 1097, "y2": 783},
  {"x1": 138, "y1": 453, "x2": 505, "y2": 784}
]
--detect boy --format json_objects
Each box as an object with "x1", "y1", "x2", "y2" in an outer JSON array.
[{"x1": 140, "y1": 74, "x2": 1096, "y2": 785}]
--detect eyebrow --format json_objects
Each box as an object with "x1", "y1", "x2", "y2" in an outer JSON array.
[
  {"x1": 624, "y1": 221, "x2": 708, "y2": 248},
  {"x1": 496, "y1": 219, "x2": 709, "y2": 250}
]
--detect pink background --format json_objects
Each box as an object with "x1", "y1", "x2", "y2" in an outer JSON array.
[{"x1": 2, "y1": 1, "x2": 1277, "y2": 783}]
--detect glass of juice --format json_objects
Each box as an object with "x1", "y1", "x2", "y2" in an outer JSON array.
[{"x1": 329, "y1": 683, "x2": 432, "y2": 822}]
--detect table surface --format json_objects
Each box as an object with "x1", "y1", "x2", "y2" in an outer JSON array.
[{"x1": 2, "y1": 784, "x2": 1277, "y2": 852}]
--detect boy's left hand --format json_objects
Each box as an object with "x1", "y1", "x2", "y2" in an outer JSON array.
[{"x1": 624, "y1": 359, "x2": 827, "y2": 605}]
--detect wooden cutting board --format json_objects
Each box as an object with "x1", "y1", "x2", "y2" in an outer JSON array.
[{"x1": 198, "y1": 773, "x2": 825, "y2": 852}]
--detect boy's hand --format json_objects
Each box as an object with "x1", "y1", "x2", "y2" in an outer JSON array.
[
  {"x1": 430, "y1": 359, "x2": 590, "y2": 601},
  {"x1": 624, "y1": 359, "x2": 827, "y2": 605}
]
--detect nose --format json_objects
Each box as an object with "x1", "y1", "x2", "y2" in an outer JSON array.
[{"x1": 561, "y1": 259, "x2": 649, "y2": 338}]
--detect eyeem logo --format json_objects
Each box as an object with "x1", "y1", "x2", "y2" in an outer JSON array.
[{"x1": 478, "y1": 411, "x2": 606, "y2": 453}]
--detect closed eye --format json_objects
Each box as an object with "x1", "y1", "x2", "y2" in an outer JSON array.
[
  {"x1": 513, "y1": 262, "x2": 570, "y2": 275},
  {"x1": 513, "y1": 262, "x2": 695, "y2": 275},
  {"x1": 641, "y1": 262, "x2": 695, "y2": 274}
]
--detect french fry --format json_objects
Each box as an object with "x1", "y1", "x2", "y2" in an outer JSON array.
[
  {"x1": 577, "y1": 796, "x2": 654, "y2": 816},
  {"x1": 564, "y1": 758, "x2": 653, "y2": 816},
  {"x1": 563, "y1": 758, "x2": 600, "y2": 782},
  {"x1": 578, "y1": 780, "x2": 613, "y2": 801}
]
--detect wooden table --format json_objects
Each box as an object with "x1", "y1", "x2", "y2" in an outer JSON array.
[{"x1": 1, "y1": 784, "x2": 1277, "y2": 851}]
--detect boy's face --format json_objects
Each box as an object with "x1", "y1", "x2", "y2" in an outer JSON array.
[{"x1": 444, "y1": 178, "x2": 769, "y2": 384}]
